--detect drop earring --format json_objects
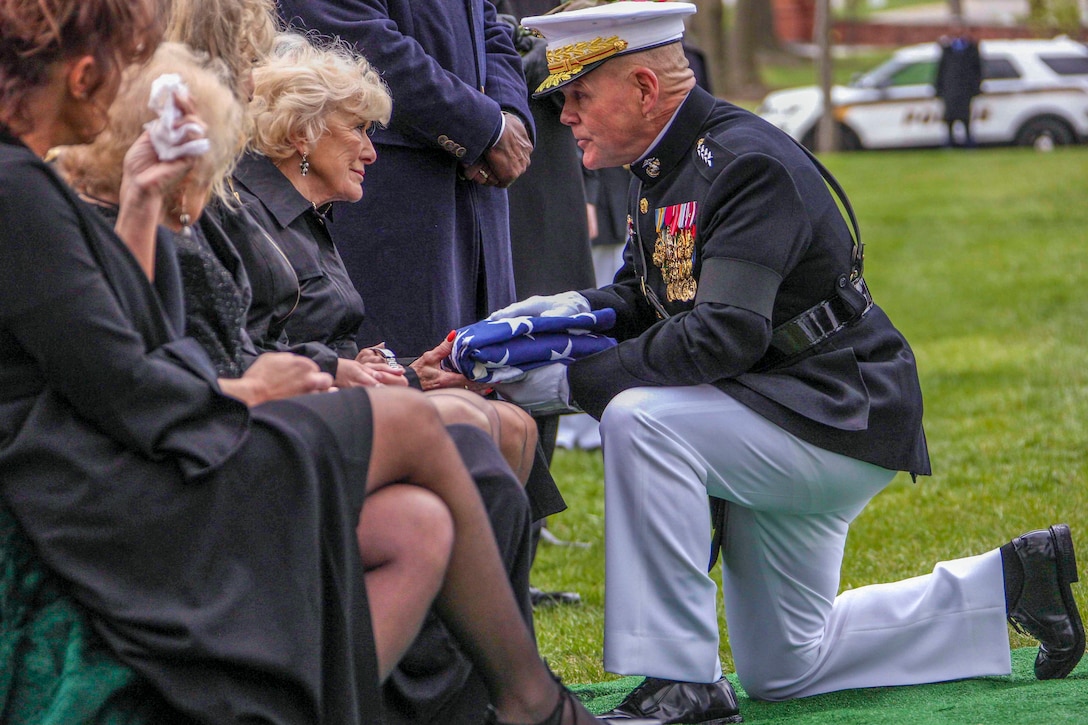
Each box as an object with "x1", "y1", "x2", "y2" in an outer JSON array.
[
  {"x1": 178, "y1": 193, "x2": 192, "y2": 238},
  {"x1": 299, "y1": 153, "x2": 310, "y2": 176}
]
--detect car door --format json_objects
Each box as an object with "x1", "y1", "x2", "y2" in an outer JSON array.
[
  {"x1": 839, "y1": 59, "x2": 946, "y2": 148},
  {"x1": 967, "y1": 56, "x2": 1024, "y2": 144}
]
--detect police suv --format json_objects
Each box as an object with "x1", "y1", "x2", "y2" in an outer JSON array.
[{"x1": 757, "y1": 37, "x2": 1088, "y2": 150}]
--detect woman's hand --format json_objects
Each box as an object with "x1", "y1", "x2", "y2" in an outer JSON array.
[
  {"x1": 114, "y1": 129, "x2": 197, "y2": 279},
  {"x1": 409, "y1": 336, "x2": 488, "y2": 393},
  {"x1": 219, "y1": 352, "x2": 333, "y2": 406},
  {"x1": 114, "y1": 94, "x2": 206, "y2": 279},
  {"x1": 334, "y1": 358, "x2": 408, "y2": 388},
  {"x1": 354, "y1": 345, "x2": 409, "y2": 386}
]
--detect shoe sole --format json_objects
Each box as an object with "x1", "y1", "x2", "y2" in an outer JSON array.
[{"x1": 1043, "y1": 523, "x2": 1085, "y2": 679}]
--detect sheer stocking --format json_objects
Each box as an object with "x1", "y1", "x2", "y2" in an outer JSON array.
[{"x1": 363, "y1": 387, "x2": 559, "y2": 722}]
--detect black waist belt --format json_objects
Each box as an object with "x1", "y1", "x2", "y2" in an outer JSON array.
[{"x1": 760, "y1": 275, "x2": 873, "y2": 369}]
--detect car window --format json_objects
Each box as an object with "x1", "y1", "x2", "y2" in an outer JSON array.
[
  {"x1": 983, "y1": 57, "x2": 1021, "y2": 80},
  {"x1": 852, "y1": 57, "x2": 934, "y2": 88},
  {"x1": 887, "y1": 60, "x2": 937, "y2": 86},
  {"x1": 1039, "y1": 55, "x2": 1088, "y2": 76}
]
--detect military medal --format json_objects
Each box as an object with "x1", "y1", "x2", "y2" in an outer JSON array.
[{"x1": 652, "y1": 201, "x2": 698, "y2": 302}]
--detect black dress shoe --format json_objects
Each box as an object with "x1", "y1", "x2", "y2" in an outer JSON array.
[
  {"x1": 486, "y1": 680, "x2": 661, "y2": 725},
  {"x1": 530, "y1": 585, "x2": 582, "y2": 608},
  {"x1": 603, "y1": 677, "x2": 742, "y2": 724},
  {"x1": 1006, "y1": 523, "x2": 1085, "y2": 679}
]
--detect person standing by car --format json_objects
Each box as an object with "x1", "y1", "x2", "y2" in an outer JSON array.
[{"x1": 935, "y1": 26, "x2": 983, "y2": 147}]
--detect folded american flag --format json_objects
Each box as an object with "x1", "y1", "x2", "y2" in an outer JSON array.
[{"x1": 447, "y1": 309, "x2": 618, "y2": 383}]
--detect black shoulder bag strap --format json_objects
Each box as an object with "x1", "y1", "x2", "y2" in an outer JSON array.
[{"x1": 795, "y1": 140, "x2": 865, "y2": 278}]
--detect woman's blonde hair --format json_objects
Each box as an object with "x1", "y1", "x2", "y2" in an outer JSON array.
[
  {"x1": 248, "y1": 32, "x2": 392, "y2": 161},
  {"x1": 164, "y1": 0, "x2": 280, "y2": 100},
  {"x1": 58, "y1": 41, "x2": 245, "y2": 206}
]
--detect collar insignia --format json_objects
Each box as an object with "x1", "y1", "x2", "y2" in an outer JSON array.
[
  {"x1": 642, "y1": 157, "x2": 661, "y2": 178},
  {"x1": 696, "y1": 138, "x2": 713, "y2": 167}
]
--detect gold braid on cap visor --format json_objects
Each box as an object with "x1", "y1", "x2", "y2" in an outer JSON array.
[{"x1": 537, "y1": 35, "x2": 629, "y2": 92}]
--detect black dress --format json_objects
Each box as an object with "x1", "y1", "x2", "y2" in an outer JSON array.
[
  {"x1": 0, "y1": 132, "x2": 383, "y2": 723},
  {"x1": 91, "y1": 201, "x2": 253, "y2": 378}
]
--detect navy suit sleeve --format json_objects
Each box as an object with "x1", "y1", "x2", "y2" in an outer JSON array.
[
  {"x1": 481, "y1": 0, "x2": 535, "y2": 142},
  {"x1": 280, "y1": 0, "x2": 530, "y2": 162}
]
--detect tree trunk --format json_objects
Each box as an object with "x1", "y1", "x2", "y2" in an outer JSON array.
[
  {"x1": 687, "y1": 0, "x2": 726, "y2": 97},
  {"x1": 948, "y1": 0, "x2": 964, "y2": 23},
  {"x1": 727, "y1": 0, "x2": 766, "y2": 99},
  {"x1": 814, "y1": 0, "x2": 837, "y2": 152},
  {"x1": 753, "y1": 1, "x2": 781, "y2": 53}
]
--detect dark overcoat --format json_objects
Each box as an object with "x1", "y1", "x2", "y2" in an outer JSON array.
[
  {"x1": 568, "y1": 87, "x2": 931, "y2": 477},
  {"x1": 935, "y1": 37, "x2": 983, "y2": 122},
  {"x1": 498, "y1": 0, "x2": 596, "y2": 297},
  {"x1": 278, "y1": 0, "x2": 535, "y2": 357},
  {"x1": 0, "y1": 132, "x2": 383, "y2": 723}
]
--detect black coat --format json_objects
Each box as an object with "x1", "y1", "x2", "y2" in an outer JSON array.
[
  {"x1": 584, "y1": 165, "x2": 633, "y2": 250},
  {"x1": 567, "y1": 88, "x2": 931, "y2": 477},
  {"x1": 0, "y1": 132, "x2": 383, "y2": 724},
  {"x1": 935, "y1": 36, "x2": 983, "y2": 122},
  {"x1": 498, "y1": 3, "x2": 596, "y2": 297}
]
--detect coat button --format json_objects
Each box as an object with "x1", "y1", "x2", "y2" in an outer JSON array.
[{"x1": 639, "y1": 198, "x2": 648, "y2": 214}]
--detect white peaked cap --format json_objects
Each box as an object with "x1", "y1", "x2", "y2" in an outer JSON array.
[{"x1": 522, "y1": 1, "x2": 696, "y2": 96}]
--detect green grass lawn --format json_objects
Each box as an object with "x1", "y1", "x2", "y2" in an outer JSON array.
[{"x1": 533, "y1": 146, "x2": 1088, "y2": 685}]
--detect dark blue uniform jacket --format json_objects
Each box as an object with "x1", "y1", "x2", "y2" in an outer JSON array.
[{"x1": 569, "y1": 86, "x2": 931, "y2": 477}]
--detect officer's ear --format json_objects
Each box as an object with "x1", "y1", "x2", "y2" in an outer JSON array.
[{"x1": 629, "y1": 66, "x2": 660, "y2": 117}]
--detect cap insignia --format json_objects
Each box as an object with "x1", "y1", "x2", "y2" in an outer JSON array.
[{"x1": 538, "y1": 36, "x2": 629, "y2": 92}]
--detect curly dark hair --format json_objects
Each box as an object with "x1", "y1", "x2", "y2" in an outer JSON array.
[{"x1": 0, "y1": 0, "x2": 161, "y2": 132}]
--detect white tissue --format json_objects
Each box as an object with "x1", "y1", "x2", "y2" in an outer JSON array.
[{"x1": 144, "y1": 73, "x2": 210, "y2": 161}]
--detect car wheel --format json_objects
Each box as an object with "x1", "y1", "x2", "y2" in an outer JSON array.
[
  {"x1": 1014, "y1": 116, "x2": 1075, "y2": 150},
  {"x1": 799, "y1": 124, "x2": 862, "y2": 152},
  {"x1": 837, "y1": 124, "x2": 862, "y2": 151},
  {"x1": 800, "y1": 128, "x2": 817, "y2": 151}
]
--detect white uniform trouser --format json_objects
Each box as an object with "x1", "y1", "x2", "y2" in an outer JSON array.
[{"x1": 600, "y1": 386, "x2": 1011, "y2": 701}]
